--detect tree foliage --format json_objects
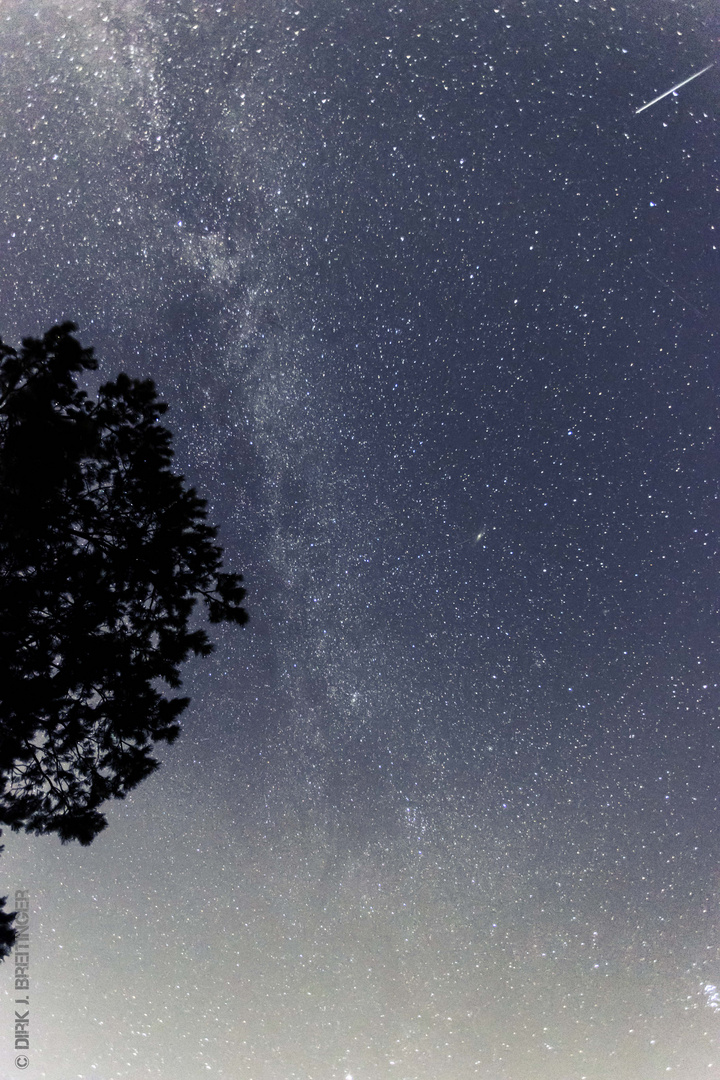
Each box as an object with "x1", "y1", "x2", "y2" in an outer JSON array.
[
  {"x1": 0, "y1": 323, "x2": 248, "y2": 847},
  {"x1": 0, "y1": 894, "x2": 16, "y2": 961},
  {"x1": 0, "y1": 831, "x2": 16, "y2": 961}
]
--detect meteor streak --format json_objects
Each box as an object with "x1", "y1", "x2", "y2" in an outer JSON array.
[
  {"x1": 635, "y1": 62, "x2": 714, "y2": 114},
  {"x1": 633, "y1": 260, "x2": 706, "y2": 317}
]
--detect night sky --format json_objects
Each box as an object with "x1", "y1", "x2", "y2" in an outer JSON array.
[{"x1": 1, "y1": 1, "x2": 719, "y2": 1077}]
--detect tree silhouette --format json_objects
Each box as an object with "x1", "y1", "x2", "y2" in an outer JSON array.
[
  {"x1": 0, "y1": 323, "x2": 248, "y2": 857},
  {"x1": 0, "y1": 894, "x2": 16, "y2": 960}
]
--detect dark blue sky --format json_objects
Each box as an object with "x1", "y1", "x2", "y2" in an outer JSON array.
[{"x1": 0, "y1": 1, "x2": 719, "y2": 1077}]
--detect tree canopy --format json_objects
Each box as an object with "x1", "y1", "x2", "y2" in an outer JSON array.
[{"x1": 0, "y1": 323, "x2": 248, "y2": 855}]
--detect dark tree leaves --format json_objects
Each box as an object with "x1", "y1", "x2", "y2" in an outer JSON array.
[
  {"x1": 0, "y1": 323, "x2": 248, "y2": 847},
  {"x1": 0, "y1": 896, "x2": 16, "y2": 962}
]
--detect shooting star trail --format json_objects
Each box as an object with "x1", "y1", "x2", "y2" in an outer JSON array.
[
  {"x1": 635, "y1": 62, "x2": 714, "y2": 114},
  {"x1": 633, "y1": 260, "x2": 706, "y2": 317}
]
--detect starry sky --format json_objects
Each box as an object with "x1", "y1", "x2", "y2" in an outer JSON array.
[{"x1": 0, "y1": 1, "x2": 719, "y2": 1077}]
